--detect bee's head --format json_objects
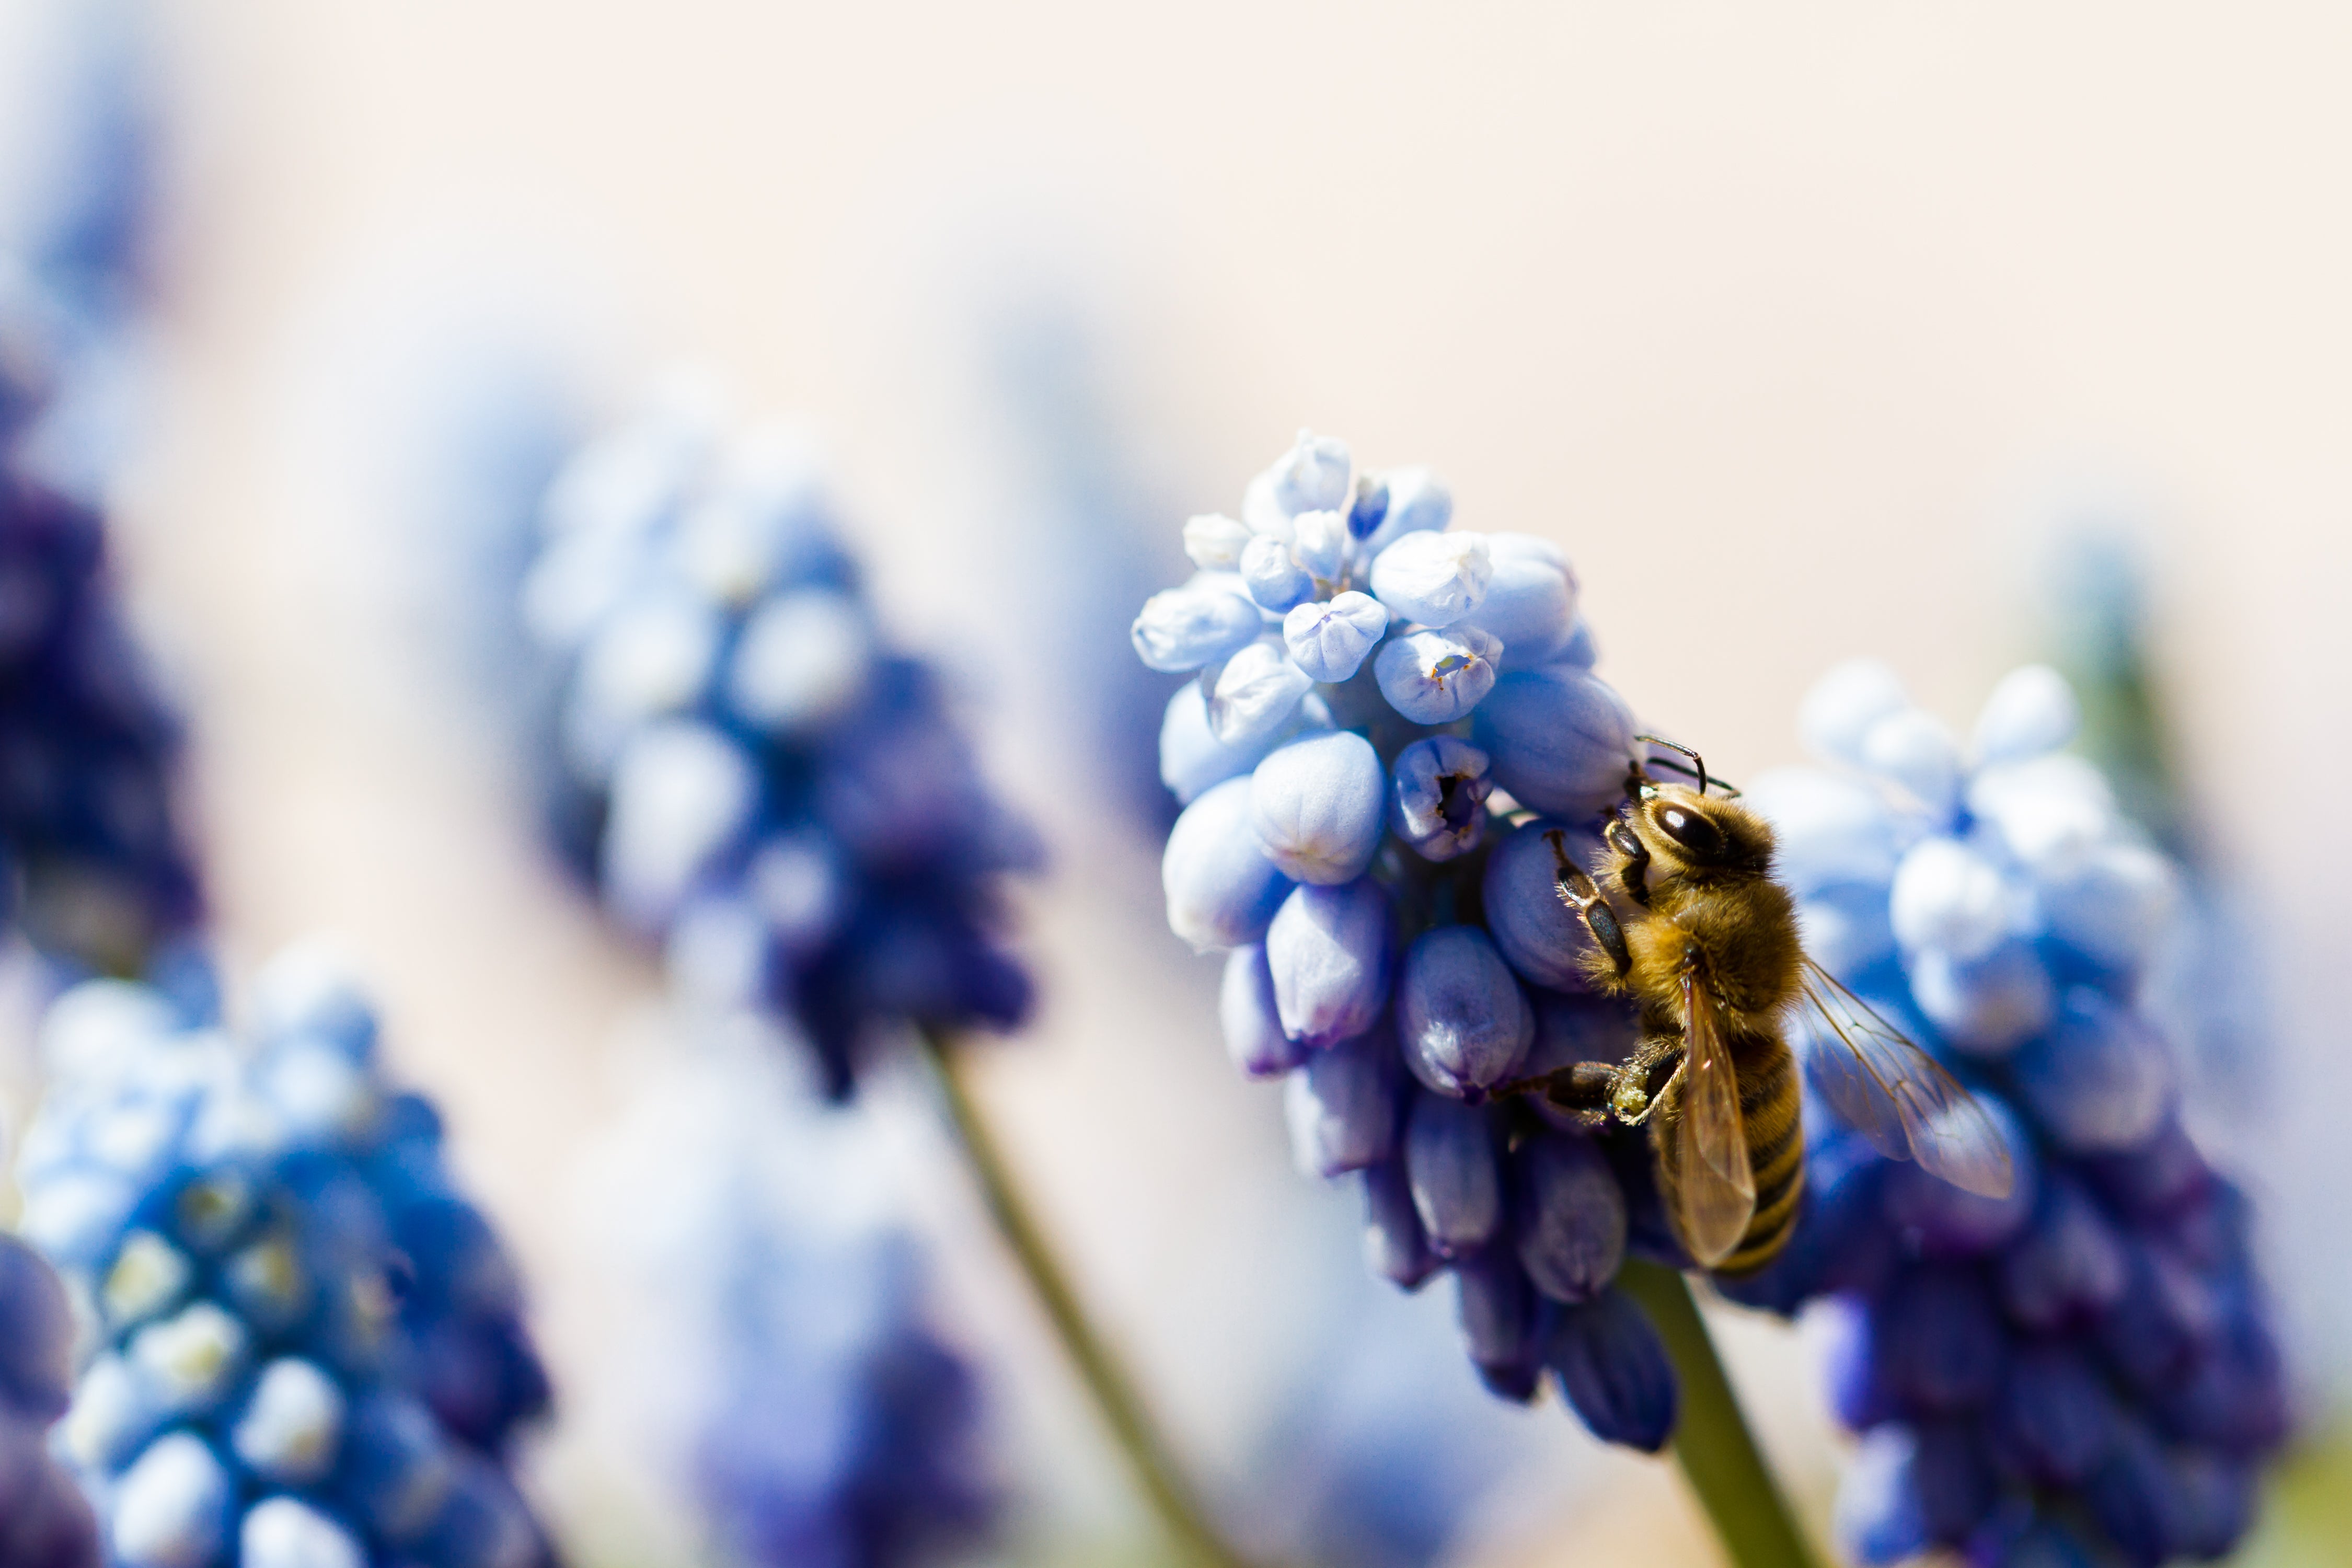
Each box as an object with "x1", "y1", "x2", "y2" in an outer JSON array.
[{"x1": 1629, "y1": 783, "x2": 1775, "y2": 879}]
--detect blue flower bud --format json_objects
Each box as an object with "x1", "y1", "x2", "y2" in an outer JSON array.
[
  {"x1": 1356, "y1": 466, "x2": 1451, "y2": 554},
  {"x1": 1513, "y1": 1134, "x2": 1624, "y2": 1302},
  {"x1": 1282, "y1": 591, "x2": 1388, "y2": 684},
  {"x1": 1859, "y1": 708, "x2": 1961, "y2": 819},
  {"x1": 1800, "y1": 659, "x2": 1910, "y2": 768},
  {"x1": 1181, "y1": 513, "x2": 1254, "y2": 571},
  {"x1": 1361, "y1": 1160, "x2": 1438, "y2": 1289},
  {"x1": 1240, "y1": 534, "x2": 1315, "y2": 612},
  {"x1": 1388, "y1": 736, "x2": 1492, "y2": 863},
  {"x1": 1973, "y1": 663, "x2": 2081, "y2": 765},
  {"x1": 1271, "y1": 430, "x2": 1353, "y2": 516},
  {"x1": 1250, "y1": 731, "x2": 1387, "y2": 885},
  {"x1": 1889, "y1": 838, "x2": 2017, "y2": 962},
  {"x1": 129, "y1": 1301, "x2": 249, "y2": 1417},
  {"x1": 1876, "y1": 1265, "x2": 2004, "y2": 1413},
  {"x1": 1158, "y1": 681, "x2": 1311, "y2": 806},
  {"x1": 2085, "y1": 1114, "x2": 2211, "y2": 1219},
  {"x1": 1744, "y1": 766, "x2": 1903, "y2": 893},
  {"x1": 2085, "y1": 1417, "x2": 2181, "y2": 1568},
  {"x1": 1161, "y1": 777, "x2": 1294, "y2": 951},
  {"x1": 1480, "y1": 820, "x2": 1604, "y2": 990},
  {"x1": 1266, "y1": 879, "x2": 1392, "y2": 1046},
  {"x1": 1373, "y1": 626, "x2": 1501, "y2": 725},
  {"x1": 1545, "y1": 1287, "x2": 1676, "y2": 1452},
  {"x1": 572, "y1": 586, "x2": 724, "y2": 737},
  {"x1": 2037, "y1": 841, "x2": 2176, "y2": 975},
  {"x1": 1968, "y1": 754, "x2": 2116, "y2": 873},
  {"x1": 1403, "y1": 1093, "x2": 1503, "y2": 1256},
  {"x1": 1834, "y1": 1421, "x2": 1990, "y2": 1563},
  {"x1": 1284, "y1": 1027, "x2": 1401, "y2": 1178},
  {"x1": 1368, "y1": 531, "x2": 1492, "y2": 628},
  {"x1": 1908, "y1": 939, "x2": 2055, "y2": 1056},
  {"x1": 0, "y1": 1234, "x2": 75, "y2": 1417},
  {"x1": 727, "y1": 587, "x2": 871, "y2": 731},
  {"x1": 1132, "y1": 577, "x2": 1263, "y2": 672},
  {"x1": 1220, "y1": 946, "x2": 1307, "y2": 1079},
  {"x1": 2155, "y1": 1304, "x2": 2288, "y2": 1452},
  {"x1": 1997, "y1": 1178, "x2": 2129, "y2": 1331},
  {"x1": 1817, "y1": 1296, "x2": 1894, "y2": 1427},
  {"x1": 1460, "y1": 535, "x2": 1577, "y2": 671},
  {"x1": 1290, "y1": 509, "x2": 1349, "y2": 583},
  {"x1": 602, "y1": 721, "x2": 760, "y2": 930},
  {"x1": 109, "y1": 1432, "x2": 232, "y2": 1568},
  {"x1": 1204, "y1": 638, "x2": 1315, "y2": 748},
  {"x1": 230, "y1": 1358, "x2": 344, "y2": 1486},
  {"x1": 241, "y1": 1498, "x2": 366, "y2": 1568},
  {"x1": 2009, "y1": 990, "x2": 2173, "y2": 1155},
  {"x1": 1453, "y1": 1247, "x2": 1543, "y2": 1400},
  {"x1": 1471, "y1": 665, "x2": 1639, "y2": 820},
  {"x1": 2167, "y1": 1450, "x2": 2257, "y2": 1562},
  {"x1": 1397, "y1": 926, "x2": 1532, "y2": 1098},
  {"x1": 1994, "y1": 1342, "x2": 2116, "y2": 1485}
]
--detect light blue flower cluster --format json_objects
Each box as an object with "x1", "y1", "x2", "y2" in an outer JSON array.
[
  {"x1": 15, "y1": 947, "x2": 552, "y2": 1568},
  {"x1": 1720, "y1": 662, "x2": 2287, "y2": 1568},
  {"x1": 521, "y1": 382, "x2": 1035, "y2": 1097},
  {"x1": 0, "y1": 1233, "x2": 99, "y2": 1568},
  {"x1": 1138, "y1": 431, "x2": 1680, "y2": 1447},
  {"x1": 0, "y1": 395, "x2": 200, "y2": 974},
  {"x1": 586, "y1": 1031, "x2": 997, "y2": 1568}
]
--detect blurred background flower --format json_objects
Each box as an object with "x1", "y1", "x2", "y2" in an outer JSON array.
[
  {"x1": 576, "y1": 1012, "x2": 998, "y2": 1568},
  {"x1": 1722, "y1": 663, "x2": 2287, "y2": 1566},
  {"x1": 516, "y1": 378, "x2": 1035, "y2": 1098},
  {"x1": 20, "y1": 948, "x2": 552, "y2": 1568}
]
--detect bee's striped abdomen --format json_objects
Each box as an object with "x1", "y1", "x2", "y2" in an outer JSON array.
[{"x1": 1717, "y1": 1034, "x2": 1804, "y2": 1276}]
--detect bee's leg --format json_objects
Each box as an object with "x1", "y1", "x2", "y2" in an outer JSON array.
[
  {"x1": 1606, "y1": 1035, "x2": 1682, "y2": 1125},
  {"x1": 1545, "y1": 829, "x2": 1633, "y2": 979},
  {"x1": 1605, "y1": 811, "x2": 1653, "y2": 906},
  {"x1": 1492, "y1": 1060, "x2": 1615, "y2": 1128}
]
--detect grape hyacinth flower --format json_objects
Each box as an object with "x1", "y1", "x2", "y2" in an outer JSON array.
[
  {"x1": 16, "y1": 945, "x2": 554, "y2": 1568},
  {"x1": 1720, "y1": 662, "x2": 2289, "y2": 1567},
  {"x1": 1138, "y1": 431, "x2": 1683, "y2": 1448},
  {"x1": 585, "y1": 1022, "x2": 996, "y2": 1568},
  {"x1": 0, "y1": 414, "x2": 199, "y2": 972},
  {"x1": 519, "y1": 381, "x2": 1035, "y2": 1096},
  {"x1": 0, "y1": 1233, "x2": 100, "y2": 1568}
]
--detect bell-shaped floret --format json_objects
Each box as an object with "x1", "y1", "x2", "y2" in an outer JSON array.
[
  {"x1": 1282, "y1": 591, "x2": 1388, "y2": 684},
  {"x1": 1160, "y1": 777, "x2": 1293, "y2": 951},
  {"x1": 1368, "y1": 531, "x2": 1491, "y2": 628},
  {"x1": 1471, "y1": 666, "x2": 1639, "y2": 819},
  {"x1": 1250, "y1": 731, "x2": 1387, "y2": 885},
  {"x1": 1388, "y1": 737, "x2": 1492, "y2": 863},
  {"x1": 1397, "y1": 927, "x2": 1532, "y2": 1098},
  {"x1": 1374, "y1": 627, "x2": 1501, "y2": 725},
  {"x1": 1265, "y1": 879, "x2": 1392, "y2": 1047}
]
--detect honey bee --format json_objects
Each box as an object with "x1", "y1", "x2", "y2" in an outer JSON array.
[{"x1": 1509, "y1": 739, "x2": 2014, "y2": 1274}]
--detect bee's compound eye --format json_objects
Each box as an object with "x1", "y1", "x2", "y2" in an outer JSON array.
[{"x1": 1654, "y1": 803, "x2": 1725, "y2": 859}]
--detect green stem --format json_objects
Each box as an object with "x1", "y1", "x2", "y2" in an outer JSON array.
[
  {"x1": 921, "y1": 1029, "x2": 1259, "y2": 1568},
  {"x1": 1618, "y1": 1258, "x2": 1826, "y2": 1568}
]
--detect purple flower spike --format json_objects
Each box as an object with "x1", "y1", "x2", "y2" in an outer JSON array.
[{"x1": 1135, "y1": 432, "x2": 1669, "y2": 1443}]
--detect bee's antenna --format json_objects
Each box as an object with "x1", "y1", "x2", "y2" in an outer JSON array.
[{"x1": 1635, "y1": 734, "x2": 1709, "y2": 795}]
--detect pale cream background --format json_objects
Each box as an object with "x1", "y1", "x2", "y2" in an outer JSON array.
[{"x1": 11, "y1": 3, "x2": 2352, "y2": 1564}]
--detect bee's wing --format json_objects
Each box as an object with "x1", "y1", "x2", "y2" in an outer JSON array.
[
  {"x1": 1669, "y1": 968, "x2": 1757, "y2": 1268},
  {"x1": 1794, "y1": 957, "x2": 2015, "y2": 1200}
]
